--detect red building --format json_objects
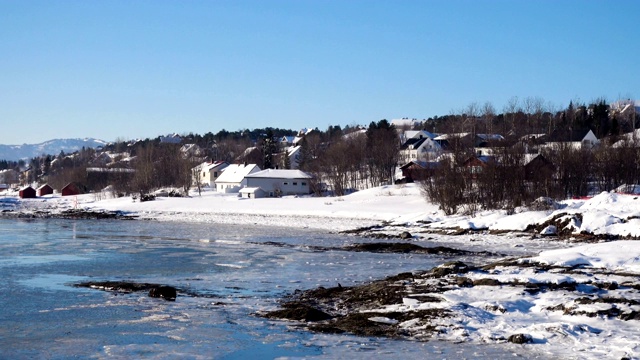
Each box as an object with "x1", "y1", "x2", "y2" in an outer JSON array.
[
  {"x1": 37, "y1": 184, "x2": 54, "y2": 197},
  {"x1": 19, "y1": 186, "x2": 36, "y2": 199},
  {"x1": 61, "y1": 183, "x2": 84, "y2": 196}
]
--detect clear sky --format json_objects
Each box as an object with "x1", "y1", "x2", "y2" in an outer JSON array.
[{"x1": 1, "y1": 0, "x2": 638, "y2": 144}]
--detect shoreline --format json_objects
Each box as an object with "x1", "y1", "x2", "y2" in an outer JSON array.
[{"x1": 2, "y1": 186, "x2": 639, "y2": 359}]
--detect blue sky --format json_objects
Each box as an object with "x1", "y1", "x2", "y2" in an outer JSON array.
[{"x1": 1, "y1": 0, "x2": 638, "y2": 144}]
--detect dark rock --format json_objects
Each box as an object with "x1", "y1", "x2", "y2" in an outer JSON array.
[
  {"x1": 263, "y1": 303, "x2": 332, "y2": 322},
  {"x1": 508, "y1": 333, "x2": 532, "y2": 344},
  {"x1": 149, "y1": 285, "x2": 177, "y2": 301},
  {"x1": 430, "y1": 261, "x2": 474, "y2": 278},
  {"x1": 456, "y1": 277, "x2": 474, "y2": 287},
  {"x1": 472, "y1": 278, "x2": 502, "y2": 286},
  {"x1": 76, "y1": 281, "x2": 179, "y2": 301},
  {"x1": 399, "y1": 231, "x2": 412, "y2": 239},
  {"x1": 347, "y1": 242, "x2": 426, "y2": 253},
  {"x1": 619, "y1": 311, "x2": 640, "y2": 321},
  {"x1": 384, "y1": 272, "x2": 414, "y2": 282},
  {"x1": 604, "y1": 282, "x2": 619, "y2": 290}
]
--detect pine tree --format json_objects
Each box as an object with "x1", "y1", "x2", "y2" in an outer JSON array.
[{"x1": 262, "y1": 129, "x2": 277, "y2": 169}]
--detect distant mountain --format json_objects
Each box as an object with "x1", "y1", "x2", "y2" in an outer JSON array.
[{"x1": 0, "y1": 138, "x2": 108, "y2": 161}]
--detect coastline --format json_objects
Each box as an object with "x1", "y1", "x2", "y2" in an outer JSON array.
[{"x1": 2, "y1": 184, "x2": 640, "y2": 359}]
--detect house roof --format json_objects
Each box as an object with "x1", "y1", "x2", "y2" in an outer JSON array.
[
  {"x1": 399, "y1": 160, "x2": 439, "y2": 170},
  {"x1": 403, "y1": 130, "x2": 436, "y2": 140},
  {"x1": 463, "y1": 155, "x2": 495, "y2": 165},
  {"x1": 400, "y1": 138, "x2": 428, "y2": 150},
  {"x1": 391, "y1": 118, "x2": 424, "y2": 128},
  {"x1": 476, "y1": 134, "x2": 504, "y2": 141},
  {"x1": 245, "y1": 169, "x2": 312, "y2": 180},
  {"x1": 203, "y1": 161, "x2": 229, "y2": 172},
  {"x1": 287, "y1": 146, "x2": 301, "y2": 156},
  {"x1": 547, "y1": 129, "x2": 594, "y2": 142},
  {"x1": 433, "y1": 132, "x2": 471, "y2": 141},
  {"x1": 36, "y1": 184, "x2": 53, "y2": 190},
  {"x1": 215, "y1": 164, "x2": 260, "y2": 183}
]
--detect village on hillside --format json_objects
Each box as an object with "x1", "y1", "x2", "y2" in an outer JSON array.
[{"x1": 1, "y1": 98, "x2": 639, "y2": 211}]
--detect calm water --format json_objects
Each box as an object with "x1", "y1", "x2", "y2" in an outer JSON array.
[{"x1": 0, "y1": 218, "x2": 541, "y2": 359}]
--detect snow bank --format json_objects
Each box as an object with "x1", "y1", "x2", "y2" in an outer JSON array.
[{"x1": 529, "y1": 240, "x2": 640, "y2": 273}]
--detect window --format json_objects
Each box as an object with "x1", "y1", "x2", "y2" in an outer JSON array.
[
  {"x1": 293, "y1": 182, "x2": 298, "y2": 186},
  {"x1": 283, "y1": 182, "x2": 289, "y2": 186},
  {"x1": 301, "y1": 182, "x2": 307, "y2": 186}
]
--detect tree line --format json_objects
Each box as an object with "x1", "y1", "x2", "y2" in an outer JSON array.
[{"x1": 3, "y1": 97, "x2": 638, "y2": 208}]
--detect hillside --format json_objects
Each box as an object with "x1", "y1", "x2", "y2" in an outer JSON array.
[{"x1": 0, "y1": 138, "x2": 108, "y2": 161}]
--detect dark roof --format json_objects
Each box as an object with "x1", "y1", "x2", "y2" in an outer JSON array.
[
  {"x1": 399, "y1": 160, "x2": 439, "y2": 170},
  {"x1": 400, "y1": 138, "x2": 427, "y2": 150},
  {"x1": 547, "y1": 129, "x2": 593, "y2": 142}
]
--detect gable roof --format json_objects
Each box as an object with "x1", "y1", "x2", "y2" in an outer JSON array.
[
  {"x1": 399, "y1": 160, "x2": 439, "y2": 170},
  {"x1": 433, "y1": 132, "x2": 471, "y2": 141},
  {"x1": 245, "y1": 169, "x2": 312, "y2": 180},
  {"x1": 400, "y1": 138, "x2": 428, "y2": 150},
  {"x1": 403, "y1": 130, "x2": 436, "y2": 140},
  {"x1": 203, "y1": 161, "x2": 228, "y2": 172},
  {"x1": 547, "y1": 129, "x2": 594, "y2": 142},
  {"x1": 215, "y1": 164, "x2": 260, "y2": 183}
]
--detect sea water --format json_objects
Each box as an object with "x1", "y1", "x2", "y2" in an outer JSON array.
[{"x1": 0, "y1": 218, "x2": 544, "y2": 359}]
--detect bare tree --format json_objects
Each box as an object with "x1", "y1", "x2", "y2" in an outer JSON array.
[{"x1": 503, "y1": 96, "x2": 520, "y2": 136}]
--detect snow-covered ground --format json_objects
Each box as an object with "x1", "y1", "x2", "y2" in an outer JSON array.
[
  {"x1": 7, "y1": 183, "x2": 640, "y2": 237},
  {"x1": 2, "y1": 183, "x2": 639, "y2": 359}
]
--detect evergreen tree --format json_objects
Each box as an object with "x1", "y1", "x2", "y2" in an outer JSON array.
[{"x1": 262, "y1": 129, "x2": 277, "y2": 169}]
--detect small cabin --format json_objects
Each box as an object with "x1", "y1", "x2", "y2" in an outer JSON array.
[
  {"x1": 37, "y1": 184, "x2": 54, "y2": 197},
  {"x1": 61, "y1": 182, "x2": 84, "y2": 196},
  {"x1": 19, "y1": 186, "x2": 36, "y2": 199}
]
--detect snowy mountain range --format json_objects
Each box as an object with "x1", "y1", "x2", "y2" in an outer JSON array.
[{"x1": 0, "y1": 138, "x2": 108, "y2": 161}]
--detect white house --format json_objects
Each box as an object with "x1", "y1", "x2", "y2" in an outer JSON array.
[
  {"x1": 399, "y1": 130, "x2": 442, "y2": 163},
  {"x1": 214, "y1": 163, "x2": 261, "y2": 193},
  {"x1": 193, "y1": 161, "x2": 229, "y2": 187},
  {"x1": 243, "y1": 169, "x2": 313, "y2": 197}
]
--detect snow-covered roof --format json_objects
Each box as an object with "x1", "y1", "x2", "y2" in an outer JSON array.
[
  {"x1": 391, "y1": 118, "x2": 424, "y2": 128},
  {"x1": 215, "y1": 164, "x2": 260, "y2": 183},
  {"x1": 433, "y1": 133, "x2": 471, "y2": 141},
  {"x1": 159, "y1": 134, "x2": 182, "y2": 144},
  {"x1": 403, "y1": 130, "x2": 436, "y2": 140},
  {"x1": 203, "y1": 161, "x2": 228, "y2": 172},
  {"x1": 476, "y1": 134, "x2": 504, "y2": 141},
  {"x1": 287, "y1": 146, "x2": 301, "y2": 156},
  {"x1": 342, "y1": 129, "x2": 367, "y2": 139},
  {"x1": 245, "y1": 169, "x2": 312, "y2": 180}
]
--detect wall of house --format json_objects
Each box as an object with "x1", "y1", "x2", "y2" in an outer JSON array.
[
  {"x1": 215, "y1": 181, "x2": 245, "y2": 193},
  {"x1": 245, "y1": 177, "x2": 310, "y2": 196}
]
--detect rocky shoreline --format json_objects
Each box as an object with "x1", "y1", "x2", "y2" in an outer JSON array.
[
  {"x1": 260, "y1": 251, "x2": 640, "y2": 355},
  {"x1": 0, "y1": 208, "x2": 138, "y2": 220}
]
